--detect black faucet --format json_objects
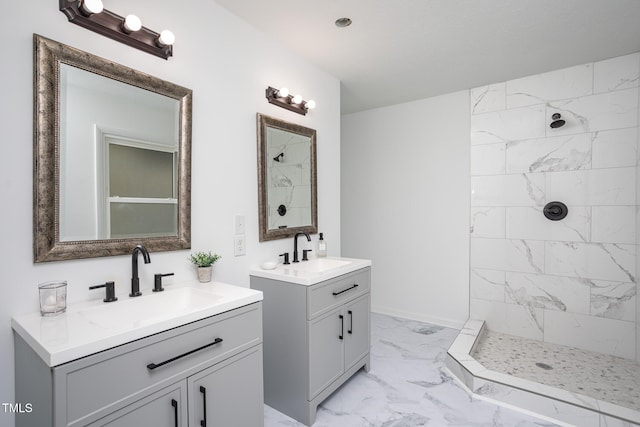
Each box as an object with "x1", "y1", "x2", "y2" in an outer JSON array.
[
  {"x1": 131, "y1": 245, "x2": 151, "y2": 297},
  {"x1": 292, "y1": 232, "x2": 311, "y2": 263}
]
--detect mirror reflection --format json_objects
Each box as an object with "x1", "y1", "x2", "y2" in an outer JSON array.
[
  {"x1": 33, "y1": 35, "x2": 192, "y2": 262},
  {"x1": 257, "y1": 114, "x2": 317, "y2": 241},
  {"x1": 59, "y1": 64, "x2": 180, "y2": 241}
]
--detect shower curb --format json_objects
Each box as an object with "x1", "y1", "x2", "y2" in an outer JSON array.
[{"x1": 445, "y1": 319, "x2": 640, "y2": 427}]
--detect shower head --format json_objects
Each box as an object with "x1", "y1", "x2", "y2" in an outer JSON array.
[{"x1": 550, "y1": 113, "x2": 566, "y2": 129}]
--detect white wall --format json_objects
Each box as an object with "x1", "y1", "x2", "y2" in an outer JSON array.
[
  {"x1": 341, "y1": 92, "x2": 470, "y2": 328},
  {"x1": 469, "y1": 53, "x2": 639, "y2": 360},
  {"x1": 0, "y1": 0, "x2": 340, "y2": 422}
]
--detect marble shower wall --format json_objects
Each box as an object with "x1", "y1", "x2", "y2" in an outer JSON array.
[{"x1": 468, "y1": 52, "x2": 640, "y2": 361}]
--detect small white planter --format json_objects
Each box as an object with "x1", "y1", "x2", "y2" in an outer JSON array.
[{"x1": 197, "y1": 266, "x2": 213, "y2": 283}]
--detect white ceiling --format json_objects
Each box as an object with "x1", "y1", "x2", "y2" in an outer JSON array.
[{"x1": 214, "y1": 0, "x2": 640, "y2": 114}]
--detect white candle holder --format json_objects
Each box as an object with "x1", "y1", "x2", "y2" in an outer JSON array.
[{"x1": 38, "y1": 281, "x2": 67, "y2": 316}]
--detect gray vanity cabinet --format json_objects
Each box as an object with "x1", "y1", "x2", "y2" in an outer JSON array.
[
  {"x1": 87, "y1": 382, "x2": 187, "y2": 427},
  {"x1": 87, "y1": 347, "x2": 263, "y2": 427},
  {"x1": 251, "y1": 267, "x2": 371, "y2": 426},
  {"x1": 343, "y1": 294, "x2": 371, "y2": 372},
  {"x1": 188, "y1": 346, "x2": 264, "y2": 427},
  {"x1": 15, "y1": 302, "x2": 264, "y2": 427},
  {"x1": 308, "y1": 293, "x2": 370, "y2": 399},
  {"x1": 308, "y1": 307, "x2": 344, "y2": 397}
]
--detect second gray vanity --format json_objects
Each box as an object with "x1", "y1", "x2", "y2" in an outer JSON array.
[{"x1": 250, "y1": 257, "x2": 371, "y2": 426}]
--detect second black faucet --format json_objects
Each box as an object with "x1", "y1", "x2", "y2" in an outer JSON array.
[{"x1": 292, "y1": 232, "x2": 311, "y2": 263}]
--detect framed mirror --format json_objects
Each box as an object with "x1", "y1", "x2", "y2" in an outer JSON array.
[
  {"x1": 33, "y1": 34, "x2": 192, "y2": 262},
  {"x1": 257, "y1": 114, "x2": 317, "y2": 241}
]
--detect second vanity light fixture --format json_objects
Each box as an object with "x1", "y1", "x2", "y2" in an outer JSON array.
[
  {"x1": 59, "y1": 0, "x2": 175, "y2": 59},
  {"x1": 266, "y1": 86, "x2": 316, "y2": 116}
]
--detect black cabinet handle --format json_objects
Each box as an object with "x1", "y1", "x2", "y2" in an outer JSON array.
[
  {"x1": 200, "y1": 386, "x2": 207, "y2": 427},
  {"x1": 339, "y1": 314, "x2": 344, "y2": 340},
  {"x1": 332, "y1": 284, "x2": 358, "y2": 296},
  {"x1": 171, "y1": 399, "x2": 178, "y2": 427},
  {"x1": 147, "y1": 338, "x2": 223, "y2": 370},
  {"x1": 348, "y1": 310, "x2": 353, "y2": 334}
]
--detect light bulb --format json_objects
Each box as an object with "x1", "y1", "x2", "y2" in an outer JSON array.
[
  {"x1": 277, "y1": 87, "x2": 289, "y2": 98},
  {"x1": 79, "y1": 0, "x2": 103, "y2": 15},
  {"x1": 292, "y1": 94, "x2": 302, "y2": 104},
  {"x1": 157, "y1": 30, "x2": 175, "y2": 47},
  {"x1": 123, "y1": 15, "x2": 142, "y2": 33},
  {"x1": 305, "y1": 100, "x2": 316, "y2": 110}
]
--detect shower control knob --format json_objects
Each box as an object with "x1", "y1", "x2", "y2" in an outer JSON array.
[{"x1": 543, "y1": 201, "x2": 568, "y2": 221}]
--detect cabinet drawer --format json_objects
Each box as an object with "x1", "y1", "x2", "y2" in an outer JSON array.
[
  {"x1": 56, "y1": 303, "x2": 262, "y2": 427},
  {"x1": 307, "y1": 268, "x2": 370, "y2": 319}
]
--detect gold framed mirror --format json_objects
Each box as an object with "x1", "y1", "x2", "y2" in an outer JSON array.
[
  {"x1": 257, "y1": 113, "x2": 317, "y2": 241},
  {"x1": 33, "y1": 34, "x2": 192, "y2": 262}
]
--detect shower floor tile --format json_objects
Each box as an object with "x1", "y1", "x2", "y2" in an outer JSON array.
[{"x1": 472, "y1": 330, "x2": 640, "y2": 411}]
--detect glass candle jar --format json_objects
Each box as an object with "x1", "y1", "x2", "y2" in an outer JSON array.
[{"x1": 38, "y1": 281, "x2": 67, "y2": 316}]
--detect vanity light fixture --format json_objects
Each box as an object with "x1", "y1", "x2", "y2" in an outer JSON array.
[
  {"x1": 277, "y1": 87, "x2": 290, "y2": 98},
  {"x1": 266, "y1": 86, "x2": 316, "y2": 116},
  {"x1": 157, "y1": 30, "x2": 176, "y2": 47},
  {"x1": 59, "y1": 0, "x2": 174, "y2": 59},
  {"x1": 123, "y1": 14, "x2": 142, "y2": 33},
  {"x1": 79, "y1": 0, "x2": 103, "y2": 16}
]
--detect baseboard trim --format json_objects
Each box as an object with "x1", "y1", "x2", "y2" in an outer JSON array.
[{"x1": 371, "y1": 305, "x2": 466, "y2": 330}]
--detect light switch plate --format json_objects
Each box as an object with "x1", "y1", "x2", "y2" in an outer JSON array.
[{"x1": 234, "y1": 215, "x2": 245, "y2": 235}]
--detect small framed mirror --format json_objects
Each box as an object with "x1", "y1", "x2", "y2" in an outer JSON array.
[
  {"x1": 257, "y1": 114, "x2": 317, "y2": 241},
  {"x1": 33, "y1": 35, "x2": 192, "y2": 262}
]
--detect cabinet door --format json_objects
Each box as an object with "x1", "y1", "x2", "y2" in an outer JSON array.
[
  {"x1": 88, "y1": 382, "x2": 187, "y2": 427},
  {"x1": 188, "y1": 346, "x2": 264, "y2": 427},
  {"x1": 308, "y1": 307, "x2": 344, "y2": 399},
  {"x1": 344, "y1": 294, "x2": 370, "y2": 370}
]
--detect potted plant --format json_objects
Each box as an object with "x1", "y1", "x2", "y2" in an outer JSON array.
[{"x1": 189, "y1": 251, "x2": 221, "y2": 283}]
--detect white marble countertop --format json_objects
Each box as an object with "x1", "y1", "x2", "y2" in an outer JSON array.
[
  {"x1": 249, "y1": 256, "x2": 372, "y2": 285},
  {"x1": 11, "y1": 281, "x2": 263, "y2": 367}
]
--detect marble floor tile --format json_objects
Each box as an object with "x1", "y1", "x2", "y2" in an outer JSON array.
[{"x1": 265, "y1": 313, "x2": 560, "y2": 426}]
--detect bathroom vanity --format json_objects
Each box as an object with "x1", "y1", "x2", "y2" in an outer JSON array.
[
  {"x1": 250, "y1": 257, "x2": 372, "y2": 426},
  {"x1": 12, "y1": 282, "x2": 264, "y2": 427}
]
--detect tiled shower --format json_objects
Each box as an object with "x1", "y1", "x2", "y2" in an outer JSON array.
[{"x1": 468, "y1": 52, "x2": 639, "y2": 363}]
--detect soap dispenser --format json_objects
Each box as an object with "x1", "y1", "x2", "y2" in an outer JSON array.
[{"x1": 317, "y1": 232, "x2": 327, "y2": 257}]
